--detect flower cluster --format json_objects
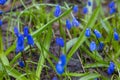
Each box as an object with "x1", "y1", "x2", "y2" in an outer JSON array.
[
  {"x1": 52, "y1": 76, "x2": 58, "y2": 80},
  {"x1": 14, "y1": 26, "x2": 34, "y2": 53},
  {"x1": 88, "y1": 0, "x2": 91, "y2": 6},
  {"x1": 82, "y1": 0, "x2": 92, "y2": 14},
  {"x1": 113, "y1": 29, "x2": 119, "y2": 41},
  {"x1": 0, "y1": 0, "x2": 7, "y2": 15},
  {"x1": 108, "y1": 1, "x2": 116, "y2": 14},
  {"x1": 55, "y1": 54, "x2": 66, "y2": 75},
  {"x1": 85, "y1": 28, "x2": 104, "y2": 51},
  {"x1": 55, "y1": 37, "x2": 66, "y2": 74},
  {"x1": 0, "y1": 0, "x2": 7, "y2": 5},
  {"x1": 73, "y1": 5, "x2": 78, "y2": 13},
  {"x1": 56, "y1": 37, "x2": 64, "y2": 47},
  {"x1": 0, "y1": 0, "x2": 6, "y2": 26},
  {"x1": 24, "y1": 26, "x2": 34, "y2": 46},
  {"x1": 83, "y1": 7, "x2": 88, "y2": 14},
  {"x1": 14, "y1": 26, "x2": 34, "y2": 67},
  {"x1": 54, "y1": 5, "x2": 61, "y2": 17},
  {"x1": 0, "y1": 20, "x2": 3, "y2": 26},
  {"x1": 54, "y1": 4, "x2": 80, "y2": 30},
  {"x1": 107, "y1": 62, "x2": 115, "y2": 75},
  {"x1": 66, "y1": 17, "x2": 80, "y2": 30},
  {"x1": 18, "y1": 59, "x2": 25, "y2": 68}
]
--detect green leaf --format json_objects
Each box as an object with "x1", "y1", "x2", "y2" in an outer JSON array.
[
  {"x1": 79, "y1": 73, "x2": 100, "y2": 80},
  {"x1": 6, "y1": 66, "x2": 27, "y2": 80},
  {"x1": 35, "y1": 28, "x2": 52, "y2": 80},
  {"x1": 63, "y1": 72, "x2": 89, "y2": 77},
  {"x1": 64, "y1": 38, "x2": 78, "y2": 53},
  {"x1": 84, "y1": 63, "x2": 108, "y2": 68}
]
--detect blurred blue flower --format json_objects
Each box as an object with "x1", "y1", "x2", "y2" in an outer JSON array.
[
  {"x1": 23, "y1": 26, "x2": 29, "y2": 37},
  {"x1": 14, "y1": 27, "x2": 19, "y2": 37},
  {"x1": 15, "y1": 48, "x2": 20, "y2": 54},
  {"x1": 97, "y1": 42, "x2": 104, "y2": 51},
  {"x1": 54, "y1": 5, "x2": 61, "y2": 17},
  {"x1": 109, "y1": 8, "x2": 116, "y2": 15},
  {"x1": 94, "y1": 29, "x2": 102, "y2": 38},
  {"x1": 19, "y1": 60, "x2": 25, "y2": 67},
  {"x1": 66, "y1": 19, "x2": 72, "y2": 30},
  {"x1": 108, "y1": 1, "x2": 116, "y2": 15},
  {"x1": 0, "y1": 20, "x2": 3, "y2": 26},
  {"x1": 73, "y1": 5, "x2": 78, "y2": 13},
  {"x1": 27, "y1": 34, "x2": 34, "y2": 46},
  {"x1": 94, "y1": 78, "x2": 98, "y2": 80},
  {"x1": 85, "y1": 28, "x2": 91, "y2": 37},
  {"x1": 90, "y1": 41, "x2": 96, "y2": 51},
  {"x1": 16, "y1": 34, "x2": 24, "y2": 52},
  {"x1": 56, "y1": 37, "x2": 64, "y2": 47},
  {"x1": 107, "y1": 62, "x2": 115, "y2": 75},
  {"x1": 114, "y1": 31, "x2": 119, "y2": 41},
  {"x1": 52, "y1": 77, "x2": 58, "y2": 80},
  {"x1": 0, "y1": 0, "x2": 7, "y2": 5},
  {"x1": 88, "y1": 0, "x2": 91, "y2": 6},
  {"x1": 109, "y1": 1, "x2": 115, "y2": 8},
  {"x1": 0, "y1": 10, "x2": 3, "y2": 15},
  {"x1": 55, "y1": 62, "x2": 64, "y2": 75},
  {"x1": 83, "y1": 7, "x2": 88, "y2": 14},
  {"x1": 60, "y1": 54, "x2": 66, "y2": 67},
  {"x1": 72, "y1": 17, "x2": 80, "y2": 27}
]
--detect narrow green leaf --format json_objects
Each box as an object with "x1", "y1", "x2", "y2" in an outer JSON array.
[
  {"x1": 35, "y1": 28, "x2": 52, "y2": 80},
  {"x1": 84, "y1": 63, "x2": 108, "y2": 68},
  {"x1": 6, "y1": 66, "x2": 27, "y2": 80},
  {"x1": 79, "y1": 73, "x2": 100, "y2": 80},
  {"x1": 63, "y1": 72, "x2": 89, "y2": 77},
  {"x1": 63, "y1": 38, "x2": 78, "y2": 53}
]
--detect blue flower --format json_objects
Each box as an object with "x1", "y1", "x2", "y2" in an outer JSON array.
[
  {"x1": 0, "y1": 0, "x2": 7, "y2": 5},
  {"x1": 54, "y1": 5, "x2": 61, "y2": 17},
  {"x1": 23, "y1": 26, "x2": 29, "y2": 37},
  {"x1": 108, "y1": 1, "x2": 116, "y2": 15},
  {"x1": 73, "y1": 5, "x2": 78, "y2": 13},
  {"x1": 27, "y1": 34, "x2": 34, "y2": 46},
  {"x1": 15, "y1": 48, "x2": 20, "y2": 54},
  {"x1": 52, "y1": 77, "x2": 58, "y2": 80},
  {"x1": 94, "y1": 29, "x2": 102, "y2": 38},
  {"x1": 107, "y1": 62, "x2": 115, "y2": 75},
  {"x1": 72, "y1": 17, "x2": 80, "y2": 27},
  {"x1": 55, "y1": 62, "x2": 64, "y2": 75},
  {"x1": 114, "y1": 31, "x2": 119, "y2": 41},
  {"x1": 94, "y1": 78, "x2": 98, "y2": 80},
  {"x1": 83, "y1": 7, "x2": 88, "y2": 14},
  {"x1": 109, "y1": 1, "x2": 115, "y2": 8},
  {"x1": 85, "y1": 28, "x2": 91, "y2": 37},
  {"x1": 90, "y1": 41, "x2": 96, "y2": 51},
  {"x1": 97, "y1": 42, "x2": 104, "y2": 51},
  {"x1": 0, "y1": 10, "x2": 3, "y2": 15},
  {"x1": 109, "y1": 8, "x2": 116, "y2": 15},
  {"x1": 56, "y1": 37, "x2": 64, "y2": 47},
  {"x1": 16, "y1": 34, "x2": 24, "y2": 52},
  {"x1": 0, "y1": 20, "x2": 3, "y2": 26},
  {"x1": 60, "y1": 54, "x2": 66, "y2": 67},
  {"x1": 88, "y1": 0, "x2": 91, "y2": 6},
  {"x1": 14, "y1": 27, "x2": 19, "y2": 37},
  {"x1": 18, "y1": 60, "x2": 25, "y2": 67},
  {"x1": 66, "y1": 19, "x2": 72, "y2": 30}
]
